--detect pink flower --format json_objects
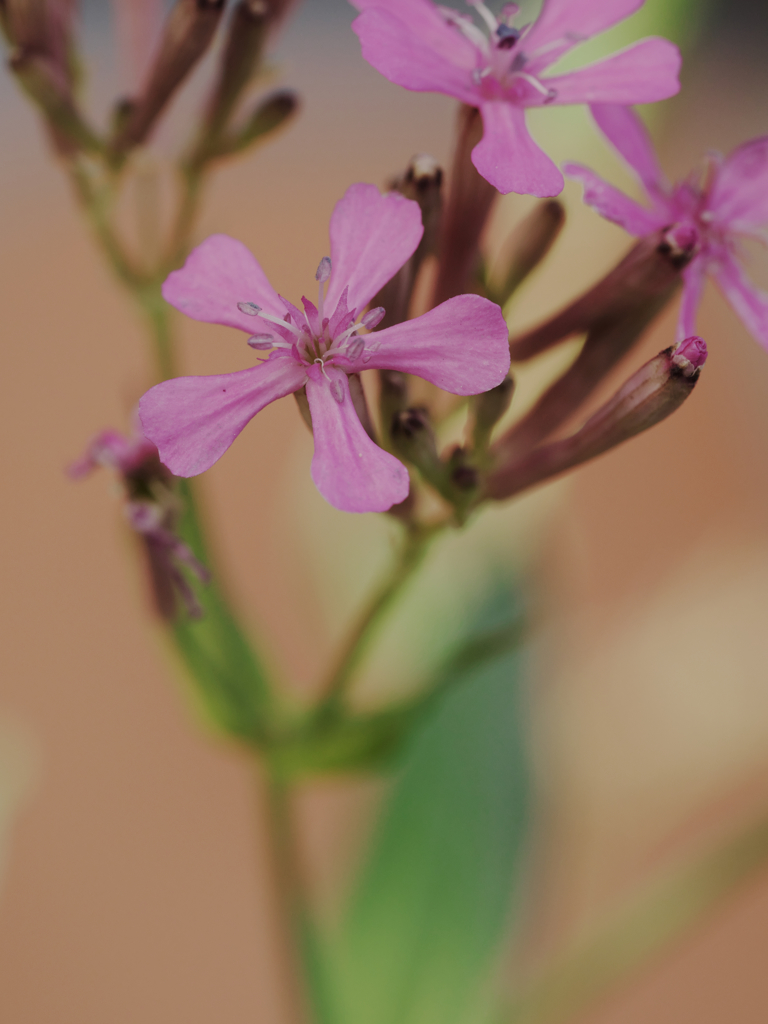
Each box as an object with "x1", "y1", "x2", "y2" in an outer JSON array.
[
  {"x1": 564, "y1": 105, "x2": 768, "y2": 348},
  {"x1": 350, "y1": 0, "x2": 681, "y2": 197},
  {"x1": 139, "y1": 183, "x2": 511, "y2": 514}
]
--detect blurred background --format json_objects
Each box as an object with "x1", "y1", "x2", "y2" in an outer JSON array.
[{"x1": 2, "y1": 0, "x2": 768, "y2": 1021}]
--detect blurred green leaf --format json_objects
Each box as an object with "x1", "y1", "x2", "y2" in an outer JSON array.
[{"x1": 332, "y1": 584, "x2": 530, "y2": 1024}]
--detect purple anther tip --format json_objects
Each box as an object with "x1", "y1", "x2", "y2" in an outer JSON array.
[{"x1": 315, "y1": 256, "x2": 332, "y2": 283}]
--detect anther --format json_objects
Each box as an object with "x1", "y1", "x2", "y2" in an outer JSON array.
[
  {"x1": 247, "y1": 334, "x2": 275, "y2": 349},
  {"x1": 237, "y1": 301, "x2": 261, "y2": 315},
  {"x1": 496, "y1": 24, "x2": 520, "y2": 48},
  {"x1": 361, "y1": 306, "x2": 386, "y2": 330},
  {"x1": 346, "y1": 338, "x2": 365, "y2": 360},
  {"x1": 315, "y1": 256, "x2": 332, "y2": 283}
]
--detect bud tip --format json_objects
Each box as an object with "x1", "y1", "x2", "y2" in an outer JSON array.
[{"x1": 672, "y1": 335, "x2": 707, "y2": 377}]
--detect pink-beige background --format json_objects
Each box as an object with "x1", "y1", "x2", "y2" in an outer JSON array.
[{"x1": 2, "y1": 1, "x2": 768, "y2": 1021}]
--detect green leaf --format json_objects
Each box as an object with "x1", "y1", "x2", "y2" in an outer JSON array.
[{"x1": 332, "y1": 585, "x2": 530, "y2": 1024}]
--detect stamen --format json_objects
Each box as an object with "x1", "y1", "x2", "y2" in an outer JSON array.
[
  {"x1": 361, "y1": 341, "x2": 381, "y2": 364},
  {"x1": 316, "y1": 255, "x2": 332, "y2": 323},
  {"x1": 335, "y1": 321, "x2": 364, "y2": 346},
  {"x1": 467, "y1": 0, "x2": 499, "y2": 35},
  {"x1": 472, "y1": 66, "x2": 493, "y2": 85},
  {"x1": 511, "y1": 71, "x2": 558, "y2": 102},
  {"x1": 500, "y1": 3, "x2": 519, "y2": 19},
  {"x1": 257, "y1": 309, "x2": 303, "y2": 337},
  {"x1": 440, "y1": 6, "x2": 488, "y2": 50},
  {"x1": 237, "y1": 301, "x2": 261, "y2": 316}
]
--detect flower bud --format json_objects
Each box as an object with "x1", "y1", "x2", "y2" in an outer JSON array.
[
  {"x1": 486, "y1": 199, "x2": 565, "y2": 307},
  {"x1": 432, "y1": 103, "x2": 497, "y2": 306},
  {"x1": 499, "y1": 229, "x2": 696, "y2": 461},
  {"x1": 471, "y1": 375, "x2": 515, "y2": 454},
  {"x1": 486, "y1": 339, "x2": 707, "y2": 500},
  {"x1": 390, "y1": 407, "x2": 444, "y2": 490},
  {"x1": 112, "y1": 0, "x2": 225, "y2": 155},
  {"x1": 206, "y1": 89, "x2": 298, "y2": 160}
]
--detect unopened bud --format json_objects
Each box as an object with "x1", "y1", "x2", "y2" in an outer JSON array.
[
  {"x1": 207, "y1": 89, "x2": 298, "y2": 160},
  {"x1": 112, "y1": 0, "x2": 225, "y2": 154},
  {"x1": 391, "y1": 407, "x2": 442, "y2": 481},
  {"x1": 487, "y1": 200, "x2": 565, "y2": 307},
  {"x1": 500, "y1": 229, "x2": 696, "y2": 460},
  {"x1": 432, "y1": 104, "x2": 497, "y2": 306},
  {"x1": 471, "y1": 375, "x2": 515, "y2": 453},
  {"x1": 487, "y1": 340, "x2": 707, "y2": 500},
  {"x1": 659, "y1": 223, "x2": 700, "y2": 265}
]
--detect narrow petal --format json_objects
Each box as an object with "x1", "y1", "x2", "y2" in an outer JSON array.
[
  {"x1": 325, "y1": 183, "x2": 424, "y2": 313},
  {"x1": 544, "y1": 38, "x2": 681, "y2": 106},
  {"x1": 473, "y1": 102, "x2": 563, "y2": 197},
  {"x1": 305, "y1": 365, "x2": 409, "y2": 513},
  {"x1": 715, "y1": 254, "x2": 768, "y2": 351},
  {"x1": 139, "y1": 355, "x2": 307, "y2": 477},
  {"x1": 523, "y1": 0, "x2": 645, "y2": 69},
  {"x1": 678, "y1": 258, "x2": 707, "y2": 341},
  {"x1": 708, "y1": 136, "x2": 768, "y2": 229},
  {"x1": 348, "y1": 295, "x2": 510, "y2": 395},
  {"x1": 590, "y1": 104, "x2": 669, "y2": 197},
  {"x1": 563, "y1": 162, "x2": 667, "y2": 235},
  {"x1": 162, "y1": 234, "x2": 285, "y2": 332},
  {"x1": 351, "y1": 0, "x2": 478, "y2": 70},
  {"x1": 352, "y1": 9, "x2": 477, "y2": 104}
]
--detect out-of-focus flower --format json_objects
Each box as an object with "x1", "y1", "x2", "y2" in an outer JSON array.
[
  {"x1": 565, "y1": 105, "x2": 768, "y2": 348},
  {"x1": 350, "y1": 0, "x2": 681, "y2": 196},
  {"x1": 139, "y1": 182, "x2": 510, "y2": 514},
  {"x1": 70, "y1": 428, "x2": 209, "y2": 620}
]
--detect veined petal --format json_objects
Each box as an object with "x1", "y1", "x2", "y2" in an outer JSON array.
[
  {"x1": 473, "y1": 102, "x2": 563, "y2": 197},
  {"x1": 708, "y1": 136, "x2": 768, "y2": 230},
  {"x1": 523, "y1": 0, "x2": 645, "y2": 69},
  {"x1": 325, "y1": 183, "x2": 424, "y2": 313},
  {"x1": 352, "y1": 8, "x2": 477, "y2": 104},
  {"x1": 162, "y1": 234, "x2": 285, "y2": 331},
  {"x1": 543, "y1": 38, "x2": 681, "y2": 106},
  {"x1": 350, "y1": 295, "x2": 510, "y2": 394},
  {"x1": 305, "y1": 365, "x2": 409, "y2": 513},
  {"x1": 715, "y1": 254, "x2": 768, "y2": 351},
  {"x1": 564, "y1": 162, "x2": 667, "y2": 235},
  {"x1": 351, "y1": 0, "x2": 478, "y2": 70},
  {"x1": 678, "y1": 258, "x2": 707, "y2": 342},
  {"x1": 590, "y1": 104, "x2": 669, "y2": 198},
  {"x1": 139, "y1": 355, "x2": 307, "y2": 477}
]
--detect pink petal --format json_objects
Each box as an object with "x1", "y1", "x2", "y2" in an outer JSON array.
[
  {"x1": 715, "y1": 254, "x2": 768, "y2": 352},
  {"x1": 349, "y1": 294, "x2": 511, "y2": 394},
  {"x1": 543, "y1": 38, "x2": 681, "y2": 106},
  {"x1": 473, "y1": 102, "x2": 563, "y2": 197},
  {"x1": 351, "y1": 0, "x2": 478, "y2": 70},
  {"x1": 351, "y1": 8, "x2": 477, "y2": 104},
  {"x1": 162, "y1": 234, "x2": 285, "y2": 332},
  {"x1": 708, "y1": 136, "x2": 768, "y2": 229},
  {"x1": 678, "y1": 259, "x2": 707, "y2": 342},
  {"x1": 523, "y1": 0, "x2": 645, "y2": 70},
  {"x1": 563, "y1": 162, "x2": 667, "y2": 235},
  {"x1": 589, "y1": 104, "x2": 669, "y2": 197},
  {"x1": 305, "y1": 365, "x2": 409, "y2": 513},
  {"x1": 139, "y1": 355, "x2": 307, "y2": 477},
  {"x1": 325, "y1": 183, "x2": 425, "y2": 314}
]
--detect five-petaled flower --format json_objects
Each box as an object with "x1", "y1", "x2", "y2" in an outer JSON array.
[
  {"x1": 565, "y1": 105, "x2": 768, "y2": 349},
  {"x1": 350, "y1": 0, "x2": 681, "y2": 197},
  {"x1": 139, "y1": 183, "x2": 511, "y2": 514}
]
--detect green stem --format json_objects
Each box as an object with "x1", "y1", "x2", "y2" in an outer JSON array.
[
  {"x1": 137, "y1": 279, "x2": 179, "y2": 382},
  {"x1": 265, "y1": 770, "x2": 338, "y2": 1024},
  {"x1": 505, "y1": 805, "x2": 768, "y2": 1024},
  {"x1": 314, "y1": 524, "x2": 440, "y2": 721}
]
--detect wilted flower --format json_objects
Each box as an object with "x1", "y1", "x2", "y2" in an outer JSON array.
[
  {"x1": 350, "y1": 0, "x2": 681, "y2": 196},
  {"x1": 70, "y1": 427, "x2": 209, "y2": 619},
  {"x1": 565, "y1": 105, "x2": 768, "y2": 348},
  {"x1": 139, "y1": 182, "x2": 510, "y2": 514}
]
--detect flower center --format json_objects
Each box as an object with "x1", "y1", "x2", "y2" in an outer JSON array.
[
  {"x1": 440, "y1": 0, "x2": 564, "y2": 103},
  {"x1": 237, "y1": 257, "x2": 386, "y2": 369}
]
